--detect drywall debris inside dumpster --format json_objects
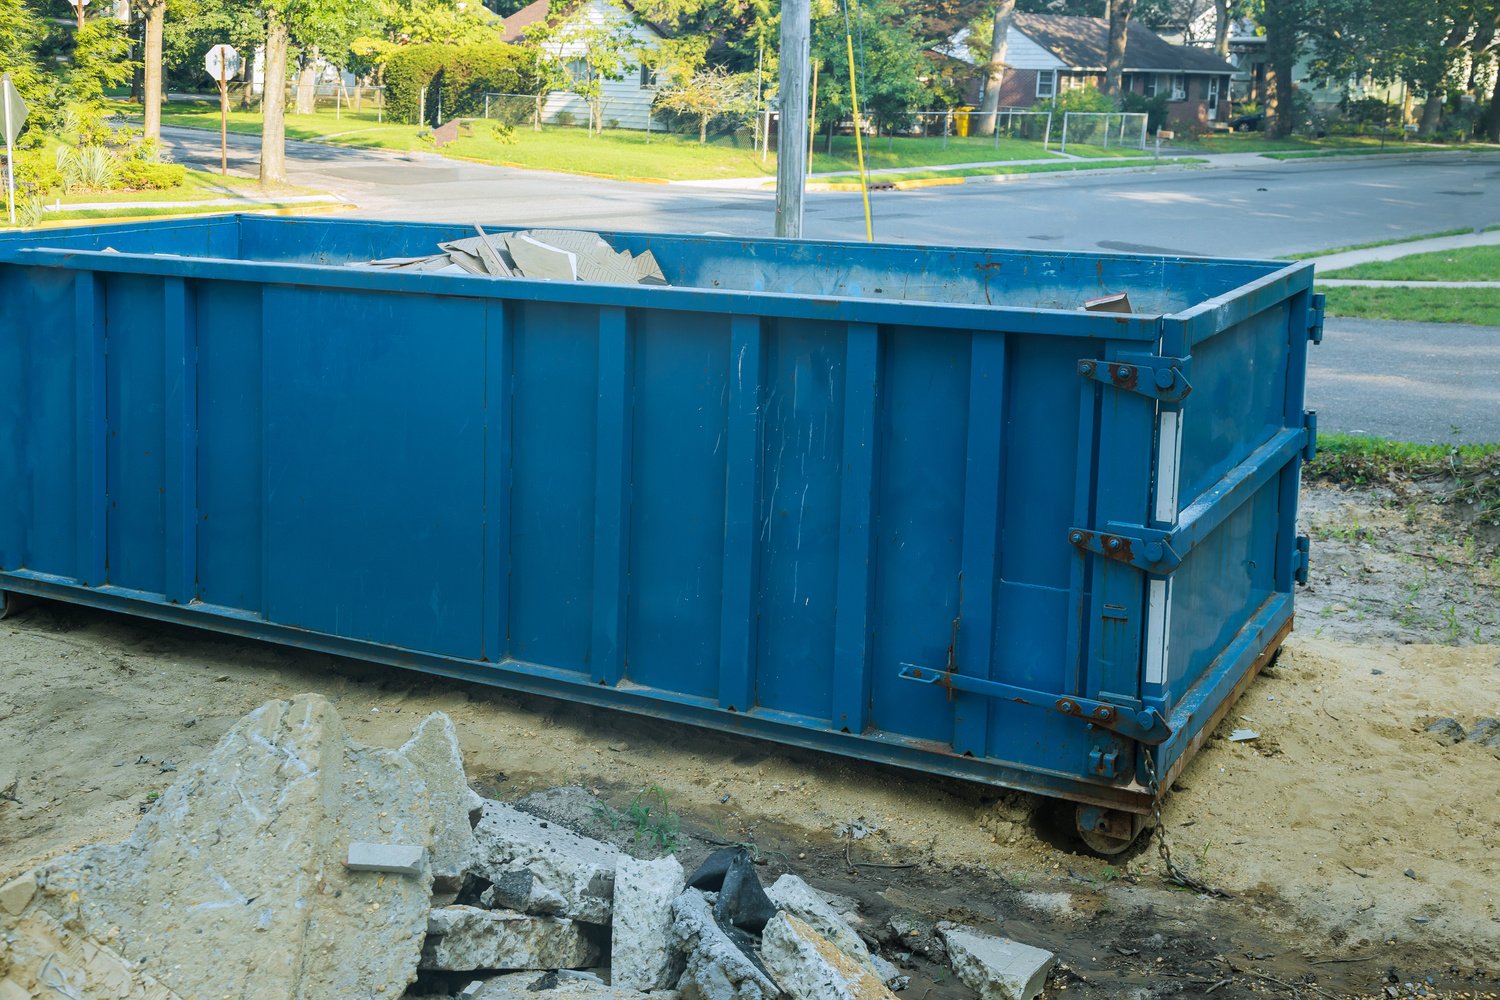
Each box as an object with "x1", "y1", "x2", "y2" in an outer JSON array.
[{"x1": 354, "y1": 228, "x2": 668, "y2": 285}]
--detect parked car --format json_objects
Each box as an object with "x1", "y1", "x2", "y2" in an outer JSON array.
[{"x1": 1227, "y1": 111, "x2": 1266, "y2": 132}]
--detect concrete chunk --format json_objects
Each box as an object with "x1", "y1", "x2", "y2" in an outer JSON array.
[
  {"x1": 471, "y1": 972, "x2": 675, "y2": 998},
  {"x1": 421, "y1": 905, "x2": 601, "y2": 971},
  {"x1": 0, "y1": 695, "x2": 435, "y2": 1000},
  {"x1": 0, "y1": 871, "x2": 37, "y2": 916},
  {"x1": 937, "y1": 922, "x2": 1055, "y2": 1000},
  {"x1": 762, "y1": 912, "x2": 896, "y2": 1000},
  {"x1": 767, "y1": 874, "x2": 896, "y2": 985},
  {"x1": 611, "y1": 855, "x2": 686, "y2": 990},
  {"x1": 398, "y1": 712, "x2": 484, "y2": 889},
  {"x1": 347, "y1": 842, "x2": 428, "y2": 875},
  {"x1": 472, "y1": 801, "x2": 623, "y2": 924},
  {"x1": 670, "y1": 890, "x2": 779, "y2": 1000}
]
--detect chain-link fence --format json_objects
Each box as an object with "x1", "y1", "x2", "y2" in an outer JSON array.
[
  {"x1": 905, "y1": 109, "x2": 1054, "y2": 147},
  {"x1": 1059, "y1": 112, "x2": 1147, "y2": 153},
  {"x1": 229, "y1": 83, "x2": 387, "y2": 122},
  {"x1": 479, "y1": 91, "x2": 662, "y2": 133}
]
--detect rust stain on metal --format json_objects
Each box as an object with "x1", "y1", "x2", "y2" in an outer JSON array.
[{"x1": 1107, "y1": 363, "x2": 1140, "y2": 391}]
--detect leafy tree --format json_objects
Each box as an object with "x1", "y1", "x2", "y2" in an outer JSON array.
[
  {"x1": 526, "y1": 0, "x2": 640, "y2": 135},
  {"x1": 809, "y1": 0, "x2": 926, "y2": 141},
  {"x1": 653, "y1": 63, "x2": 755, "y2": 141},
  {"x1": 69, "y1": 17, "x2": 135, "y2": 105},
  {"x1": 0, "y1": 0, "x2": 49, "y2": 109},
  {"x1": 259, "y1": 0, "x2": 376, "y2": 184}
]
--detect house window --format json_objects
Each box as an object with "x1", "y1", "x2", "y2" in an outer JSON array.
[
  {"x1": 638, "y1": 63, "x2": 658, "y2": 88},
  {"x1": 1171, "y1": 75, "x2": 1188, "y2": 100},
  {"x1": 1064, "y1": 73, "x2": 1086, "y2": 91},
  {"x1": 1143, "y1": 74, "x2": 1158, "y2": 97},
  {"x1": 1036, "y1": 70, "x2": 1056, "y2": 99},
  {"x1": 565, "y1": 58, "x2": 588, "y2": 84},
  {"x1": 1207, "y1": 75, "x2": 1220, "y2": 111}
]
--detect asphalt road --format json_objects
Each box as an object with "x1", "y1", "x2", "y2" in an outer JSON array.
[{"x1": 160, "y1": 127, "x2": 1500, "y2": 443}]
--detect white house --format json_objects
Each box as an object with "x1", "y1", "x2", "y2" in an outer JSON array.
[{"x1": 500, "y1": 0, "x2": 664, "y2": 131}]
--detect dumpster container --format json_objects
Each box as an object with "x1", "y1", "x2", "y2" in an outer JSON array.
[{"x1": 0, "y1": 215, "x2": 1321, "y2": 852}]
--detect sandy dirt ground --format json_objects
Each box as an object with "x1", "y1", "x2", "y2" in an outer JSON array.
[{"x1": 2, "y1": 481, "x2": 1498, "y2": 999}]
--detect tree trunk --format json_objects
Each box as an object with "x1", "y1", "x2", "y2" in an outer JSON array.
[
  {"x1": 142, "y1": 0, "x2": 165, "y2": 140},
  {"x1": 1262, "y1": 0, "x2": 1297, "y2": 137},
  {"x1": 1417, "y1": 91, "x2": 1444, "y2": 136},
  {"x1": 295, "y1": 57, "x2": 317, "y2": 115},
  {"x1": 699, "y1": 114, "x2": 707, "y2": 144},
  {"x1": 974, "y1": 0, "x2": 1016, "y2": 136},
  {"x1": 1213, "y1": 0, "x2": 1230, "y2": 58},
  {"x1": 1483, "y1": 73, "x2": 1500, "y2": 141},
  {"x1": 260, "y1": 9, "x2": 289, "y2": 187},
  {"x1": 1104, "y1": 0, "x2": 1134, "y2": 97}
]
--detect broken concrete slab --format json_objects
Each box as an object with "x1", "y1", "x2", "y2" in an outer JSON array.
[
  {"x1": 670, "y1": 890, "x2": 780, "y2": 1000},
  {"x1": 347, "y1": 841, "x2": 428, "y2": 875},
  {"x1": 421, "y1": 905, "x2": 602, "y2": 972},
  {"x1": 471, "y1": 801, "x2": 623, "y2": 924},
  {"x1": 762, "y1": 912, "x2": 896, "y2": 1000},
  {"x1": 766, "y1": 874, "x2": 898, "y2": 986},
  {"x1": 611, "y1": 855, "x2": 686, "y2": 990},
  {"x1": 0, "y1": 695, "x2": 438, "y2": 1000},
  {"x1": 937, "y1": 922, "x2": 1055, "y2": 1000},
  {"x1": 399, "y1": 712, "x2": 484, "y2": 889}
]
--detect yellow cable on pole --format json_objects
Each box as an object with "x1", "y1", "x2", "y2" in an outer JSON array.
[{"x1": 845, "y1": 32, "x2": 873, "y2": 242}]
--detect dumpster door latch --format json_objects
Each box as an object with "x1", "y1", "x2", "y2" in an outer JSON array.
[
  {"x1": 1067, "y1": 527, "x2": 1182, "y2": 574},
  {"x1": 898, "y1": 664, "x2": 1173, "y2": 745},
  {"x1": 1077, "y1": 356, "x2": 1192, "y2": 403}
]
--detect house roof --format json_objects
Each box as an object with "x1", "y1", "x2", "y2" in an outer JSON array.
[
  {"x1": 1010, "y1": 12, "x2": 1236, "y2": 74},
  {"x1": 498, "y1": 0, "x2": 666, "y2": 44}
]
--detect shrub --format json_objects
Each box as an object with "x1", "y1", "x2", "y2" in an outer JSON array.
[
  {"x1": 14, "y1": 147, "x2": 64, "y2": 196},
  {"x1": 1051, "y1": 85, "x2": 1116, "y2": 115},
  {"x1": 117, "y1": 160, "x2": 186, "y2": 190},
  {"x1": 476, "y1": 120, "x2": 517, "y2": 144},
  {"x1": 18, "y1": 193, "x2": 46, "y2": 228},
  {"x1": 384, "y1": 42, "x2": 528, "y2": 124},
  {"x1": 1120, "y1": 91, "x2": 1170, "y2": 134},
  {"x1": 58, "y1": 145, "x2": 119, "y2": 192}
]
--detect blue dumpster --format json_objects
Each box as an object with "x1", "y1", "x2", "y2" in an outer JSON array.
[{"x1": 0, "y1": 215, "x2": 1320, "y2": 851}]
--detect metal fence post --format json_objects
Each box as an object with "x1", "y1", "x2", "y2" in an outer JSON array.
[
  {"x1": 485, "y1": 94, "x2": 490, "y2": 119},
  {"x1": 1044, "y1": 110, "x2": 1052, "y2": 150},
  {"x1": 943, "y1": 112, "x2": 949, "y2": 149},
  {"x1": 1060, "y1": 112, "x2": 1068, "y2": 153},
  {"x1": 419, "y1": 87, "x2": 426, "y2": 127}
]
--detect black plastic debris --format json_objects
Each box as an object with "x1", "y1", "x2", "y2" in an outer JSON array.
[{"x1": 686, "y1": 847, "x2": 739, "y2": 891}]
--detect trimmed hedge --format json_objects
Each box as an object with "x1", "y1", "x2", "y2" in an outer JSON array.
[{"x1": 385, "y1": 42, "x2": 530, "y2": 125}]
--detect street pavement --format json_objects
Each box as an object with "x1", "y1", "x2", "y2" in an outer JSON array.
[{"x1": 157, "y1": 126, "x2": 1500, "y2": 443}]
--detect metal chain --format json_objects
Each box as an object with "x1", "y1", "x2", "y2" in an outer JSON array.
[{"x1": 1142, "y1": 749, "x2": 1231, "y2": 899}]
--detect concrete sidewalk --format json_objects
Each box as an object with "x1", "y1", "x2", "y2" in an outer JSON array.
[{"x1": 1311, "y1": 229, "x2": 1500, "y2": 271}]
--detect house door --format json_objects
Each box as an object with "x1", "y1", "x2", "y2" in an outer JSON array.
[{"x1": 1208, "y1": 77, "x2": 1221, "y2": 120}]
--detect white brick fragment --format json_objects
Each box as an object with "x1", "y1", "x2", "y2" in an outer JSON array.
[
  {"x1": 346, "y1": 842, "x2": 428, "y2": 876},
  {"x1": 936, "y1": 922, "x2": 1055, "y2": 1000}
]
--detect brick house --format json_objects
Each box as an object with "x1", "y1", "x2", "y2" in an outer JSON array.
[{"x1": 974, "y1": 13, "x2": 1236, "y2": 130}]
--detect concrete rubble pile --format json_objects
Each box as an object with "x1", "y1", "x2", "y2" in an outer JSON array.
[
  {"x1": 353, "y1": 228, "x2": 669, "y2": 285},
  {"x1": 0, "y1": 696, "x2": 1057, "y2": 1000}
]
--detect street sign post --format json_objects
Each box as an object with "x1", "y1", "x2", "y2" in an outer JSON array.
[
  {"x1": 205, "y1": 44, "x2": 241, "y2": 176},
  {"x1": 2, "y1": 74, "x2": 30, "y2": 226},
  {"x1": 68, "y1": 0, "x2": 90, "y2": 29}
]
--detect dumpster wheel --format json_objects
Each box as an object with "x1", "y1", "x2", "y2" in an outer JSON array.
[{"x1": 1075, "y1": 805, "x2": 1152, "y2": 856}]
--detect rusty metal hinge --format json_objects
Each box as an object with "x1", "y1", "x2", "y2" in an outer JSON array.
[
  {"x1": 1067, "y1": 527, "x2": 1182, "y2": 574},
  {"x1": 1077, "y1": 356, "x2": 1192, "y2": 403}
]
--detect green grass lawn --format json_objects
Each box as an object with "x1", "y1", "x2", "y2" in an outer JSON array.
[
  {"x1": 120, "y1": 100, "x2": 1130, "y2": 181},
  {"x1": 1282, "y1": 228, "x2": 1476, "y2": 260},
  {"x1": 1317, "y1": 285, "x2": 1500, "y2": 326},
  {"x1": 1176, "y1": 132, "x2": 1486, "y2": 155},
  {"x1": 809, "y1": 157, "x2": 1202, "y2": 187},
  {"x1": 1322, "y1": 244, "x2": 1500, "y2": 281}
]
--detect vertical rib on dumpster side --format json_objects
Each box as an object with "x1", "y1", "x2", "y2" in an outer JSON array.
[
  {"x1": 953, "y1": 331, "x2": 1007, "y2": 758},
  {"x1": 592, "y1": 305, "x2": 633, "y2": 686},
  {"x1": 832, "y1": 323, "x2": 879, "y2": 734},
  {"x1": 482, "y1": 299, "x2": 514, "y2": 663},
  {"x1": 75, "y1": 272, "x2": 106, "y2": 588},
  {"x1": 719, "y1": 315, "x2": 764, "y2": 713},
  {"x1": 163, "y1": 277, "x2": 199, "y2": 606}
]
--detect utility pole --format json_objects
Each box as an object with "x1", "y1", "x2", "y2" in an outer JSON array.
[{"x1": 774, "y1": 0, "x2": 810, "y2": 238}]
